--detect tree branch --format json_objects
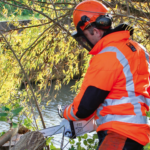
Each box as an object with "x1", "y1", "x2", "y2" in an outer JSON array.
[
  {"x1": 34, "y1": 1, "x2": 75, "y2": 5},
  {"x1": 51, "y1": 0, "x2": 59, "y2": 22},
  {"x1": 102, "y1": 0, "x2": 150, "y2": 19},
  {"x1": 0, "y1": 128, "x2": 18, "y2": 146}
]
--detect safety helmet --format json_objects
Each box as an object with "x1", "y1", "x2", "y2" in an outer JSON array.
[
  {"x1": 72, "y1": 0, "x2": 112, "y2": 52},
  {"x1": 73, "y1": 0, "x2": 108, "y2": 30}
]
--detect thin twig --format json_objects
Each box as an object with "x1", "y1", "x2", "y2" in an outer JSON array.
[
  {"x1": 126, "y1": 0, "x2": 130, "y2": 16},
  {"x1": 24, "y1": 81, "x2": 38, "y2": 130},
  {"x1": 51, "y1": 0, "x2": 58, "y2": 23}
]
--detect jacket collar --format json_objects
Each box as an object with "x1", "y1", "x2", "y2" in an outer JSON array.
[{"x1": 89, "y1": 24, "x2": 134, "y2": 55}]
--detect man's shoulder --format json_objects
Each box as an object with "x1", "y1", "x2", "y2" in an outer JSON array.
[{"x1": 89, "y1": 46, "x2": 123, "y2": 71}]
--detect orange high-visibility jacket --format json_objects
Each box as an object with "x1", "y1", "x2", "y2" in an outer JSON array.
[{"x1": 63, "y1": 30, "x2": 150, "y2": 145}]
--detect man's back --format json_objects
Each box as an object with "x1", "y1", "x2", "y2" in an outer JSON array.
[{"x1": 88, "y1": 30, "x2": 150, "y2": 145}]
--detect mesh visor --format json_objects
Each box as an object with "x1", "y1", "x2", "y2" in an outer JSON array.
[{"x1": 71, "y1": 31, "x2": 93, "y2": 51}]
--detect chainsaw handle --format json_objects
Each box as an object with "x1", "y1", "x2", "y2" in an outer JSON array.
[{"x1": 69, "y1": 121, "x2": 76, "y2": 139}]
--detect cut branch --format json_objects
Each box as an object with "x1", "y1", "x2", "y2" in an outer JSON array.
[{"x1": 0, "y1": 128, "x2": 18, "y2": 146}]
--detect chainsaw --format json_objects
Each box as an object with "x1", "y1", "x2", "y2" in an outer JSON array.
[
  {"x1": 39, "y1": 105, "x2": 97, "y2": 139},
  {"x1": 1, "y1": 105, "x2": 97, "y2": 150}
]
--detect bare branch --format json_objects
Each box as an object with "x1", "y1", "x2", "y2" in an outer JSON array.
[
  {"x1": 126, "y1": 0, "x2": 130, "y2": 16},
  {"x1": 34, "y1": 1, "x2": 75, "y2": 5},
  {"x1": 0, "y1": 128, "x2": 18, "y2": 146},
  {"x1": 51, "y1": 0, "x2": 59, "y2": 22}
]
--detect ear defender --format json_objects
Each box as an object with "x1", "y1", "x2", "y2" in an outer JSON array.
[{"x1": 95, "y1": 14, "x2": 112, "y2": 30}]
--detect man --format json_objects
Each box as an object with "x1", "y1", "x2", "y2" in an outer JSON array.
[{"x1": 62, "y1": 0, "x2": 150, "y2": 149}]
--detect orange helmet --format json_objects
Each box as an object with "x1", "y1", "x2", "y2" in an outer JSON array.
[{"x1": 73, "y1": 0, "x2": 108, "y2": 30}]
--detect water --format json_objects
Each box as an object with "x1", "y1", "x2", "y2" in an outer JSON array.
[{"x1": 40, "y1": 80, "x2": 76, "y2": 127}]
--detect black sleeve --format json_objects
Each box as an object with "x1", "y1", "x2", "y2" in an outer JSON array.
[{"x1": 76, "y1": 86, "x2": 110, "y2": 119}]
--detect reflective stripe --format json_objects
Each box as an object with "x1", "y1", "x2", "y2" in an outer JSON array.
[
  {"x1": 138, "y1": 44, "x2": 150, "y2": 106},
  {"x1": 70, "y1": 107, "x2": 80, "y2": 121},
  {"x1": 101, "y1": 96, "x2": 147, "y2": 106},
  {"x1": 146, "y1": 97, "x2": 150, "y2": 107},
  {"x1": 98, "y1": 46, "x2": 135, "y2": 97},
  {"x1": 141, "y1": 45, "x2": 150, "y2": 101},
  {"x1": 66, "y1": 106, "x2": 80, "y2": 121},
  {"x1": 139, "y1": 44, "x2": 150, "y2": 72},
  {"x1": 66, "y1": 106, "x2": 71, "y2": 121},
  {"x1": 96, "y1": 114, "x2": 147, "y2": 125},
  {"x1": 96, "y1": 96, "x2": 148, "y2": 125}
]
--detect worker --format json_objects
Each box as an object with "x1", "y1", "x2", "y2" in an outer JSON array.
[{"x1": 61, "y1": 0, "x2": 150, "y2": 149}]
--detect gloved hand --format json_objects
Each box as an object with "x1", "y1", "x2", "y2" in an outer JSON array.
[{"x1": 57, "y1": 105, "x2": 68, "y2": 118}]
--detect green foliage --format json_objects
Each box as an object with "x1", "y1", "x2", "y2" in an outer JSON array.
[
  {"x1": 0, "y1": 117, "x2": 7, "y2": 121},
  {"x1": 146, "y1": 111, "x2": 150, "y2": 118},
  {"x1": 11, "y1": 107, "x2": 24, "y2": 116},
  {"x1": 69, "y1": 146, "x2": 76, "y2": 150},
  {"x1": 145, "y1": 112, "x2": 150, "y2": 150},
  {"x1": 12, "y1": 122, "x2": 18, "y2": 128},
  {"x1": 0, "y1": 113, "x2": 8, "y2": 117},
  {"x1": 23, "y1": 117, "x2": 32, "y2": 128},
  {"x1": 46, "y1": 137, "x2": 60, "y2": 150},
  {"x1": 69, "y1": 133, "x2": 150, "y2": 150},
  {"x1": 0, "y1": 0, "x2": 34, "y2": 18},
  {"x1": 0, "y1": 131, "x2": 6, "y2": 137},
  {"x1": 69, "y1": 133, "x2": 98, "y2": 150},
  {"x1": 144, "y1": 143, "x2": 150, "y2": 150},
  {"x1": 0, "y1": 104, "x2": 24, "y2": 128},
  {"x1": 70, "y1": 139, "x2": 75, "y2": 145},
  {"x1": 2, "y1": 106, "x2": 10, "y2": 111},
  {"x1": 46, "y1": 137, "x2": 54, "y2": 146}
]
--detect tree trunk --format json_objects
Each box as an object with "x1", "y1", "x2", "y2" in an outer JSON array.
[
  {"x1": 13, "y1": 131, "x2": 46, "y2": 150},
  {"x1": 0, "y1": 127, "x2": 45, "y2": 150}
]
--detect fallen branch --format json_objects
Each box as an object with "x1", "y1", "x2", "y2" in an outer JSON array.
[{"x1": 0, "y1": 128, "x2": 18, "y2": 146}]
